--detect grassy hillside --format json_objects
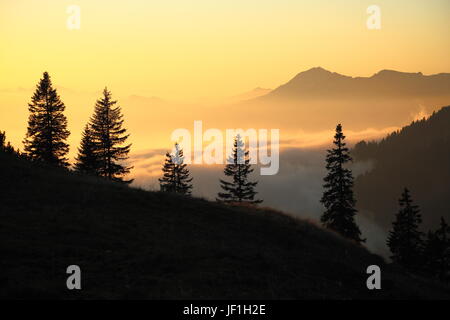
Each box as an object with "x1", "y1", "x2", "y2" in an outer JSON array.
[{"x1": 0, "y1": 153, "x2": 448, "y2": 299}]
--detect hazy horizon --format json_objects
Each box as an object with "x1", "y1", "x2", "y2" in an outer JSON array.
[
  {"x1": 2, "y1": 0, "x2": 450, "y2": 158},
  {"x1": 1, "y1": 67, "x2": 448, "y2": 159}
]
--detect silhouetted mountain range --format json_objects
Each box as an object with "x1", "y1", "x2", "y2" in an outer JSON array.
[
  {"x1": 220, "y1": 67, "x2": 450, "y2": 132},
  {"x1": 353, "y1": 105, "x2": 450, "y2": 231},
  {"x1": 89, "y1": 68, "x2": 450, "y2": 145},
  {"x1": 259, "y1": 67, "x2": 450, "y2": 100}
]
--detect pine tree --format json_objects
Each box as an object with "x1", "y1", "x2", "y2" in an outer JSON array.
[
  {"x1": 23, "y1": 72, "x2": 70, "y2": 166},
  {"x1": 74, "y1": 124, "x2": 99, "y2": 175},
  {"x1": 158, "y1": 143, "x2": 193, "y2": 195},
  {"x1": 89, "y1": 88, "x2": 132, "y2": 183},
  {"x1": 217, "y1": 134, "x2": 262, "y2": 204},
  {"x1": 0, "y1": 131, "x2": 16, "y2": 154},
  {"x1": 320, "y1": 124, "x2": 364, "y2": 243},
  {"x1": 387, "y1": 188, "x2": 424, "y2": 268},
  {"x1": 0, "y1": 131, "x2": 6, "y2": 151},
  {"x1": 423, "y1": 217, "x2": 450, "y2": 281}
]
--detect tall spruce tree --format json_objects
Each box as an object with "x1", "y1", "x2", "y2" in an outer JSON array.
[
  {"x1": 387, "y1": 188, "x2": 424, "y2": 268},
  {"x1": 74, "y1": 124, "x2": 99, "y2": 175},
  {"x1": 89, "y1": 88, "x2": 132, "y2": 183},
  {"x1": 320, "y1": 124, "x2": 364, "y2": 243},
  {"x1": 158, "y1": 143, "x2": 193, "y2": 195},
  {"x1": 217, "y1": 134, "x2": 262, "y2": 204},
  {"x1": 23, "y1": 72, "x2": 70, "y2": 166},
  {"x1": 423, "y1": 217, "x2": 449, "y2": 281}
]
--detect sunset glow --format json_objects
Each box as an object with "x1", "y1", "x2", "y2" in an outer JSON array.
[{"x1": 1, "y1": 0, "x2": 449, "y2": 158}]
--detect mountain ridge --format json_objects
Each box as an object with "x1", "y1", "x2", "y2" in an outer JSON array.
[{"x1": 256, "y1": 67, "x2": 450, "y2": 100}]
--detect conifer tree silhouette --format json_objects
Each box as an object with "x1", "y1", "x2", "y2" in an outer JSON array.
[
  {"x1": 0, "y1": 131, "x2": 16, "y2": 154},
  {"x1": 217, "y1": 134, "x2": 262, "y2": 204},
  {"x1": 159, "y1": 143, "x2": 193, "y2": 195},
  {"x1": 23, "y1": 72, "x2": 70, "y2": 166},
  {"x1": 89, "y1": 88, "x2": 132, "y2": 183},
  {"x1": 387, "y1": 188, "x2": 424, "y2": 268},
  {"x1": 320, "y1": 124, "x2": 364, "y2": 243},
  {"x1": 74, "y1": 124, "x2": 99, "y2": 175},
  {"x1": 423, "y1": 217, "x2": 449, "y2": 281},
  {"x1": 0, "y1": 131, "x2": 6, "y2": 152}
]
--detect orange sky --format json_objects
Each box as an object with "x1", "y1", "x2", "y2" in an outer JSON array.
[
  {"x1": 0, "y1": 0, "x2": 449, "y2": 158},
  {"x1": 1, "y1": 0, "x2": 449, "y2": 98}
]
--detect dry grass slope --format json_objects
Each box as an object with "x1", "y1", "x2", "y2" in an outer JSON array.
[{"x1": 0, "y1": 153, "x2": 449, "y2": 299}]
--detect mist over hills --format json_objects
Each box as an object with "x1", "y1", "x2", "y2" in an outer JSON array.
[
  {"x1": 224, "y1": 67, "x2": 450, "y2": 133},
  {"x1": 224, "y1": 87, "x2": 272, "y2": 104},
  {"x1": 121, "y1": 67, "x2": 450, "y2": 143},
  {"x1": 3, "y1": 67, "x2": 449, "y2": 155},
  {"x1": 353, "y1": 105, "x2": 450, "y2": 231}
]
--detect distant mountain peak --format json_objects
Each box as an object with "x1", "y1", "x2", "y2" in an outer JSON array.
[
  {"x1": 305, "y1": 66, "x2": 330, "y2": 73},
  {"x1": 297, "y1": 66, "x2": 334, "y2": 76},
  {"x1": 259, "y1": 67, "x2": 450, "y2": 100},
  {"x1": 290, "y1": 67, "x2": 348, "y2": 82}
]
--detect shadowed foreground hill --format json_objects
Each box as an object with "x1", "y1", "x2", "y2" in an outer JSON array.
[{"x1": 0, "y1": 153, "x2": 448, "y2": 299}]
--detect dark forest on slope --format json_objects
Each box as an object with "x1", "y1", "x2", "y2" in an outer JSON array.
[{"x1": 353, "y1": 106, "x2": 450, "y2": 231}]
